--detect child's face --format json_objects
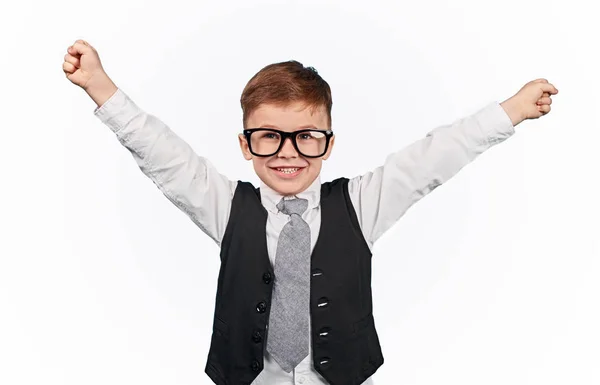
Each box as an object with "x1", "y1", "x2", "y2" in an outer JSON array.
[{"x1": 238, "y1": 101, "x2": 334, "y2": 196}]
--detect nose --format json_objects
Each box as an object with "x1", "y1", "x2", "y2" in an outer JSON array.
[{"x1": 277, "y1": 138, "x2": 298, "y2": 158}]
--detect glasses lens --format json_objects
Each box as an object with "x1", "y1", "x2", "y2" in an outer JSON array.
[
  {"x1": 250, "y1": 130, "x2": 282, "y2": 155},
  {"x1": 295, "y1": 130, "x2": 327, "y2": 157}
]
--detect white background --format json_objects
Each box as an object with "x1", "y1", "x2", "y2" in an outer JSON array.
[{"x1": 1, "y1": 0, "x2": 599, "y2": 384}]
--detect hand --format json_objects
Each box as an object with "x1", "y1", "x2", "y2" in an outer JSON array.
[
  {"x1": 500, "y1": 78, "x2": 559, "y2": 126},
  {"x1": 63, "y1": 39, "x2": 117, "y2": 107},
  {"x1": 63, "y1": 39, "x2": 108, "y2": 90}
]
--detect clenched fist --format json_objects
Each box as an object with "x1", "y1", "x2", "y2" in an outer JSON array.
[
  {"x1": 63, "y1": 39, "x2": 105, "y2": 89},
  {"x1": 63, "y1": 39, "x2": 117, "y2": 107},
  {"x1": 500, "y1": 78, "x2": 559, "y2": 126}
]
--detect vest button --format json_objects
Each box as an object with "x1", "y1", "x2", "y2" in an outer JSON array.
[
  {"x1": 318, "y1": 327, "x2": 331, "y2": 340},
  {"x1": 262, "y1": 272, "x2": 272, "y2": 284},
  {"x1": 252, "y1": 330, "x2": 262, "y2": 343},
  {"x1": 318, "y1": 357, "x2": 332, "y2": 368},
  {"x1": 256, "y1": 301, "x2": 267, "y2": 313},
  {"x1": 251, "y1": 359, "x2": 261, "y2": 372},
  {"x1": 317, "y1": 297, "x2": 329, "y2": 308}
]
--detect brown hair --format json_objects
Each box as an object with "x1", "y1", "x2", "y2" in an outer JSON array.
[{"x1": 240, "y1": 60, "x2": 333, "y2": 129}]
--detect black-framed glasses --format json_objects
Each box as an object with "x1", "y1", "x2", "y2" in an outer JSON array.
[{"x1": 243, "y1": 128, "x2": 334, "y2": 158}]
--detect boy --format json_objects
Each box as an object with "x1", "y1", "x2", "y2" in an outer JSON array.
[{"x1": 63, "y1": 39, "x2": 558, "y2": 385}]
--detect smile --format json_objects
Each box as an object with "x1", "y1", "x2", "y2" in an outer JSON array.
[{"x1": 270, "y1": 166, "x2": 306, "y2": 178}]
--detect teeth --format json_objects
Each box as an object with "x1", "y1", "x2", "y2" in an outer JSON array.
[{"x1": 276, "y1": 168, "x2": 299, "y2": 174}]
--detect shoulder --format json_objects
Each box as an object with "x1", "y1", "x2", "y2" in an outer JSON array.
[{"x1": 320, "y1": 177, "x2": 350, "y2": 199}]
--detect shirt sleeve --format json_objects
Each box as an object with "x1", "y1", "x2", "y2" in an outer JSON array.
[
  {"x1": 93, "y1": 88, "x2": 237, "y2": 246},
  {"x1": 347, "y1": 101, "x2": 516, "y2": 248}
]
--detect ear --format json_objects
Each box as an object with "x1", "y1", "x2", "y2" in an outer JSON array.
[
  {"x1": 238, "y1": 134, "x2": 253, "y2": 160},
  {"x1": 322, "y1": 135, "x2": 335, "y2": 160}
]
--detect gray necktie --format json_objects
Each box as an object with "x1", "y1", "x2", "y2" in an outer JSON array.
[{"x1": 266, "y1": 197, "x2": 310, "y2": 372}]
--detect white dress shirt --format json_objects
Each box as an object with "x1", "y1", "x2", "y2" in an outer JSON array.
[{"x1": 93, "y1": 88, "x2": 515, "y2": 384}]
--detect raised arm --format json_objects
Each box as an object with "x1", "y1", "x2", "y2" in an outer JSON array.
[
  {"x1": 347, "y1": 79, "x2": 558, "y2": 248},
  {"x1": 64, "y1": 39, "x2": 236, "y2": 246}
]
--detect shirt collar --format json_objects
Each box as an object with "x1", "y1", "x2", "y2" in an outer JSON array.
[{"x1": 260, "y1": 176, "x2": 321, "y2": 215}]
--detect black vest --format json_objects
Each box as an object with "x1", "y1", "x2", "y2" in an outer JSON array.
[{"x1": 205, "y1": 177, "x2": 384, "y2": 385}]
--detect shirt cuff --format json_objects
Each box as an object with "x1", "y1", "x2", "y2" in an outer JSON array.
[
  {"x1": 93, "y1": 88, "x2": 142, "y2": 134},
  {"x1": 475, "y1": 101, "x2": 516, "y2": 146}
]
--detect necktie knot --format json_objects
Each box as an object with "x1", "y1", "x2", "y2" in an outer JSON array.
[{"x1": 276, "y1": 197, "x2": 308, "y2": 216}]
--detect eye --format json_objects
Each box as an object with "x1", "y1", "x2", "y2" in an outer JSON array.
[
  {"x1": 298, "y1": 133, "x2": 313, "y2": 140},
  {"x1": 261, "y1": 132, "x2": 280, "y2": 140}
]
